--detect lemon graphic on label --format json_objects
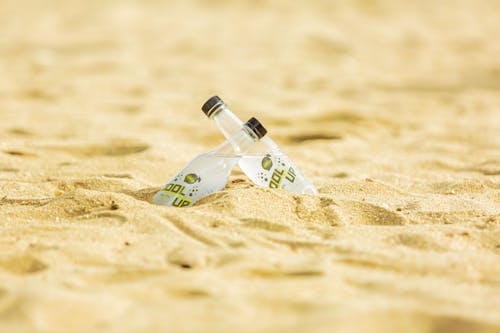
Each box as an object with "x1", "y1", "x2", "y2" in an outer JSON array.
[
  {"x1": 184, "y1": 173, "x2": 201, "y2": 184},
  {"x1": 261, "y1": 155, "x2": 273, "y2": 171}
]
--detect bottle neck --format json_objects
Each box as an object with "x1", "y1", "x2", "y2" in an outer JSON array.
[
  {"x1": 211, "y1": 105, "x2": 244, "y2": 139},
  {"x1": 213, "y1": 125, "x2": 259, "y2": 156}
]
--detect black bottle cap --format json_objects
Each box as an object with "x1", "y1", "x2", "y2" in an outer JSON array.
[
  {"x1": 201, "y1": 95, "x2": 225, "y2": 118},
  {"x1": 244, "y1": 117, "x2": 267, "y2": 139}
]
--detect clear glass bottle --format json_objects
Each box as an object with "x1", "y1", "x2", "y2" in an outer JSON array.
[
  {"x1": 153, "y1": 118, "x2": 267, "y2": 207},
  {"x1": 202, "y1": 96, "x2": 317, "y2": 195}
]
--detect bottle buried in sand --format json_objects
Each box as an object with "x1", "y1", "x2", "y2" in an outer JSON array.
[
  {"x1": 153, "y1": 117, "x2": 267, "y2": 207},
  {"x1": 202, "y1": 96, "x2": 317, "y2": 195}
]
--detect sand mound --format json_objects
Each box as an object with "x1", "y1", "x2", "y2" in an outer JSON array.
[{"x1": 1, "y1": 0, "x2": 499, "y2": 332}]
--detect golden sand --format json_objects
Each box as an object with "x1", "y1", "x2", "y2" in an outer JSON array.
[{"x1": 1, "y1": 0, "x2": 499, "y2": 332}]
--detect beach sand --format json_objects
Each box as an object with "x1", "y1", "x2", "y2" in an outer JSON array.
[{"x1": 1, "y1": 0, "x2": 499, "y2": 332}]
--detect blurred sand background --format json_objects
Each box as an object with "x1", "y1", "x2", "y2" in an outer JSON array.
[{"x1": 1, "y1": 0, "x2": 499, "y2": 332}]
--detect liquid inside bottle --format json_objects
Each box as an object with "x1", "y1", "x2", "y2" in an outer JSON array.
[
  {"x1": 202, "y1": 96, "x2": 317, "y2": 195},
  {"x1": 153, "y1": 117, "x2": 267, "y2": 207}
]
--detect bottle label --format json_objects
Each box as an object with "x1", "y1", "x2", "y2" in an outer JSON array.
[
  {"x1": 258, "y1": 154, "x2": 296, "y2": 189},
  {"x1": 154, "y1": 172, "x2": 202, "y2": 207}
]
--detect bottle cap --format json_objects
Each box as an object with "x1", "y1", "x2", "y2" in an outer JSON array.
[
  {"x1": 244, "y1": 117, "x2": 267, "y2": 139},
  {"x1": 201, "y1": 96, "x2": 225, "y2": 118}
]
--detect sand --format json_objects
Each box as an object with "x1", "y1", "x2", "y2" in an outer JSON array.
[{"x1": 1, "y1": 0, "x2": 499, "y2": 332}]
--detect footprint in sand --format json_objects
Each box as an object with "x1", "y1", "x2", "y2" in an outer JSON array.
[
  {"x1": 169, "y1": 288, "x2": 211, "y2": 299},
  {"x1": 85, "y1": 268, "x2": 165, "y2": 284},
  {"x1": 303, "y1": 33, "x2": 351, "y2": 60},
  {"x1": 164, "y1": 213, "x2": 221, "y2": 248},
  {"x1": 166, "y1": 246, "x2": 210, "y2": 270},
  {"x1": 82, "y1": 212, "x2": 128, "y2": 224},
  {"x1": 248, "y1": 259, "x2": 325, "y2": 279},
  {"x1": 239, "y1": 218, "x2": 292, "y2": 233},
  {"x1": 0, "y1": 289, "x2": 24, "y2": 321},
  {"x1": 293, "y1": 195, "x2": 343, "y2": 226},
  {"x1": 466, "y1": 160, "x2": 500, "y2": 176},
  {"x1": 0, "y1": 255, "x2": 48, "y2": 275},
  {"x1": 47, "y1": 177, "x2": 159, "y2": 206},
  {"x1": 0, "y1": 167, "x2": 19, "y2": 172},
  {"x1": 7, "y1": 128, "x2": 34, "y2": 136},
  {"x1": 20, "y1": 87, "x2": 58, "y2": 101},
  {"x1": 276, "y1": 107, "x2": 394, "y2": 144},
  {"x1": 51, "y1": 177, "x2": 136, "y2": 193},
  {"x1": 337, "y1": 200, "x2": 407, "y2": 226},
  {"x1": 32, "y1": 189, "x2": 134, "y2": 220},
  {"x1": 387, "y1": 232, "x2": 445, "y2": 251},
  {"x1": 122, "y1": 187, "x2": 159, "y2": 203},
  {"x1": 249, "y1": 267, "x2": 324, "y2": 279},
  {"x1": 41, "y1": 140, "x2": 150, "y2": 157},
  {"x1": 2, "y1": 150, "x2": 37, "y2": 157},
  {"x1": 287, "y1": 133, "x2": 343, "y2": 143}
]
